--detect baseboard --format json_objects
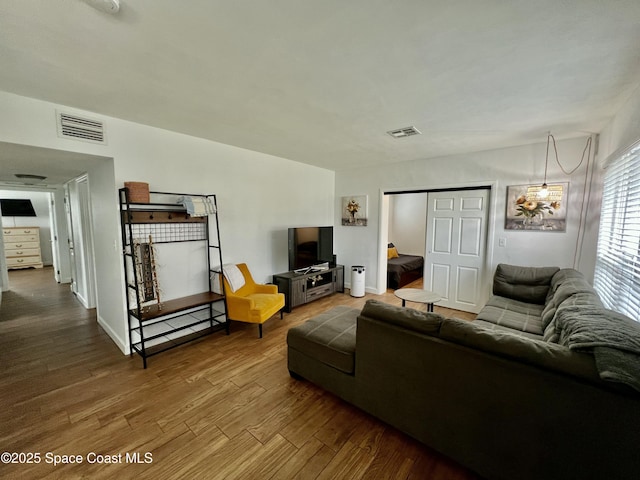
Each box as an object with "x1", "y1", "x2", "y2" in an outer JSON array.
[
  {"x1": 74, "y1": 291, "x2": 89, "y2": 309},
  {"x1": 344, "y1": 283, "x2": 376, "y2": 295},
  {"x1": 97, "y1": 314, "x2": 128, "y2": 355}
]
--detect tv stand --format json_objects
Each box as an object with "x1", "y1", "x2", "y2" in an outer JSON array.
[{"x1": 273, "y1": 265, "x2": 344, "y2": 312}]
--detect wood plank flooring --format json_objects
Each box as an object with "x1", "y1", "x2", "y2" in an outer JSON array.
[{"x1": 0, "y1": 267, "x2": 479, "y2": 480}]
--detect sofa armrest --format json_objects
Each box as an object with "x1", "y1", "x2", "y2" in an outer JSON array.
[
  {"x1": 360, "y1": 299, "x2": 443, "y2": 334},
  {"x1": 254, "y1": 284, "x2": 278, "y2": 294},
  {"x1": 226, "y1": 295, "x2": 255, "y2": 318}
]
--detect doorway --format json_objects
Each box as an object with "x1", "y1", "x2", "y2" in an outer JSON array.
[
  {"x1": 383, "y1": 186, "x2": 491, "y2": 314},
  {"x1": 0, "y1": 189, "x2": 62, "y2": 285},
  {"x1": 0, "y1": 183, "x2": 93, "y2": 307},
  {"x1": 0, "y1": 142, "x2": 106, "y2": 313}
]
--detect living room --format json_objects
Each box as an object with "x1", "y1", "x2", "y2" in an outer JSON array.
[{"x1": 1, "y1": 1, "x2": 640, "y2": 479}]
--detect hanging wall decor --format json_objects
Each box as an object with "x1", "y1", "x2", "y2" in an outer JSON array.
[
  {"x1": 341, "y1": 195, "x2": 368, "y2": 226},
  {"x1": 505, "y1": 183, "x2": 569, "y2": 231},
  {"x1": 132, "y1": 235, "x2": 163, "y2": 311}
]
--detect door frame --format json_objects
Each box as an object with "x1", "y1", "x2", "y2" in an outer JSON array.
[{"x1": 378, "y1": 181, "x2": 498, "y2": 302}]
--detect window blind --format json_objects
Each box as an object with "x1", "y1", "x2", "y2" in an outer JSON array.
[{"x1": 593, "y1": 142, "x2": 640, "y2": 322}]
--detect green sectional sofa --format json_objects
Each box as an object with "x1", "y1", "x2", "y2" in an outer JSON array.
[{"x1": 286, "y1": 264, "x2": 640, "y2": 480}]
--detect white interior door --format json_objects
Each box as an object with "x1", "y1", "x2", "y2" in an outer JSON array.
[
  {"x1": 48, "y1": 192, "x2": 61, "y2": 283},
  {"x1": 64, "y1": 184, "x2": 78, "y2": 295},
  {"x1": 65, "y1": 175, "x2": 96, "y2": 308},
  {"x1": 50, "y1": 188, "x2": 72, "y2": 284},
  {"x1": 425, "y1": 189, "x2": 489, "y2": 313}
]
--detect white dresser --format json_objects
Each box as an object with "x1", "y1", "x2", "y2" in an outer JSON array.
[{"x1": 2, "y1": 226, "x2": 44, "y2": 270}]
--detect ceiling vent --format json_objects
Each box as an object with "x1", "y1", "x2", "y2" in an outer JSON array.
[
  {"x1": 57, "y1": 111, "x2": 107, "y2": 144},
  {"x1": 387, "y1": 126, "x2": 422, "y2": 138}
]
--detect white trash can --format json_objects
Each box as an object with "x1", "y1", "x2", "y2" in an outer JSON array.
[{"x1": 351, "y1": 265, "x2": 365, "y2": 297}]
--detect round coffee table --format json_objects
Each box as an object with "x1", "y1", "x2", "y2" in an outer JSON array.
[{"x1": 394, "y1": 288, "x2": 441, "y2": 312}]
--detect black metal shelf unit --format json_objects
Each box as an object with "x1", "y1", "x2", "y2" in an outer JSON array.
[{"x1": 119, "y1": 188, "x2": 228, "y2": 368}]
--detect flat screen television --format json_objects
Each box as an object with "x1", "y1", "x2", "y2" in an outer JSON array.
[
  {"x1": 0, "y1": 199, "x2": 37, "y2": 217},
  {"x1": 288, "y1": 226, "x2": 334, "y2": 271}
]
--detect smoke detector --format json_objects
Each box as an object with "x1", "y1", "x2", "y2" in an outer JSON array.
[{"x1": 84, "y1": 0, "x2": 120, "y2": 14}]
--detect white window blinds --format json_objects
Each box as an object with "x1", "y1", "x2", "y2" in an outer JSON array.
[{"x1": 593, "y1": 141, "x2": 640, "y2": 322}]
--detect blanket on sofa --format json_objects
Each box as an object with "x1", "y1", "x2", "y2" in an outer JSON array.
[{"x1": 556, "y1": 305, "x2": 640, "y2": 392}]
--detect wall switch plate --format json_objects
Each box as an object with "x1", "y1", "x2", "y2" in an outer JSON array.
[{"x1": 499, "y1": 238, "x2": 507, "y2": 247}]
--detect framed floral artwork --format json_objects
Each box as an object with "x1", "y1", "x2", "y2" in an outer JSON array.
[
  {"x1": 341, "y1": 195, "x2": 367, "y2": 226},
  {"x1": 505, "y1": 183, "x2": 569, "y2": 231}
]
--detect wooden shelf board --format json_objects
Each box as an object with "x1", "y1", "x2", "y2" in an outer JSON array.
[
  {"x1": 122, "y1": 210, "x2": 206, "y2": 224},
  {"x1": 132, "y1": 292, "x2": 225, "y2": 321}
]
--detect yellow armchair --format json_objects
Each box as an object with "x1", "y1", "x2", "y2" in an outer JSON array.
[{"x1": 222, "y1": 263, "x2": 285, "y2": 338}]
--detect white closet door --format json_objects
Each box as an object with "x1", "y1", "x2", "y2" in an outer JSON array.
[{"x1": 425, "y1": 189, "x2": 489, "y2": 313}]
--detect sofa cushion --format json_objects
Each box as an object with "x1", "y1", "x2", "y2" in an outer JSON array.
[
  {"x1": 441, "y1": 318, "x2": 600, "y2": 382},
  {"x1": 360, "y1": 299, "x2": 443, "y2": 335},
  {"x1": 474, "y1": 319, "x2": 544, "y2": 340},
  {"x1": 542, "y1": 278, "x2": 602, "y2": 330},
  {"x1": 476, "y1": 295, "x2": 544, "y2": 335},
  {"x1": 542, "y1": 320, "x2": 560, "y2": 343},
  {"x1": 545, "y1": 268, "x2": 598, "y2": 302},
  {"x1": 553, "y1": 283, "x2": 600, "y2": 306},
  {"x1": 493, "y1": 264, "x2": 559, "y2": 304},
  {"x1": 547, "y1": 268, "x2": 588, "y2": 297},
  {"x1": 287, "y1": 306, "x2": 358, "y2": 374}
]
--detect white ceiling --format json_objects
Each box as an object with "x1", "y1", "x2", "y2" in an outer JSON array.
[
  {"x1": 1, "y1": 0, "x2": 639, "y2": 174},
  {"x1": 0, "y1": 141, "x2": 107, "y2": 187}
]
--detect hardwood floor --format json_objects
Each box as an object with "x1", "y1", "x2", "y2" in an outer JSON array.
[{"x1": 0, "y1": 267, "x2": 479, "y2": 480}]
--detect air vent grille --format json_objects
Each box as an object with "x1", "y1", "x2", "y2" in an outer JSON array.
[
  {"x1": 57, "y1": 112, "x2": 106, "y2": 144},
  {"x1": 387, "y1": 126, "x2": 421, "y2": 138}
]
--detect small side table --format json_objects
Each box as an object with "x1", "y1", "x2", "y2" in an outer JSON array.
[{"x1": 394, "y1": 288, "x2": 441, "y2": 312}]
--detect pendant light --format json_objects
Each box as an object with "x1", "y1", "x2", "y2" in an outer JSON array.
[
  {"x1": 538, "y1": 133, "x2": 552, "y2": 199},
  {"x1": 529, "y1": 132, "x2": 592, "y2": 201}
]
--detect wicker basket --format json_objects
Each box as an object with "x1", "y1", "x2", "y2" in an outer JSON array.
[{"x1": 124, "y1": 182, "x2": 150, "y2": 203}]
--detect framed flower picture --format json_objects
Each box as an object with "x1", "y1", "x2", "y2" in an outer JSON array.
[
  {"x1": 505, "y1": 183, "x2": 569, "y2": 231},
  {"x1": 341, "y1": 195, "x2": 368, "y2": 226}
]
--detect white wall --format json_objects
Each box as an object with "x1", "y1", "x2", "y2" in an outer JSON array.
[
  {"x1": 335, "y1": 135, "x2": 598, "y2": 296},
  {"x1": 388, "y1": 192, "x2": 428, "y2": 256},
  {"x1": 0, "y1": 91, "x2": 335, "y2": 353},
  {"x1": 598, "y1": 85, "x2": 640, "y2": 161},
  {"x1": 576, "y1": 85, "x2": 640, "y2": 285},
  {"x1": 0, "y1": 190, "x2": 54, "y2": 266}
]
